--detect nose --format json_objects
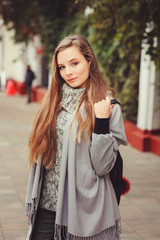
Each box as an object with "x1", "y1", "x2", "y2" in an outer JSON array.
[{"x1": 65, "y1": 66, "x2": 72, "y2": 76}]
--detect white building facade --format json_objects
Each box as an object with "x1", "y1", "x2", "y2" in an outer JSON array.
[{"x1": 0, "y1": 24, "x2": 42, "y2": 88}]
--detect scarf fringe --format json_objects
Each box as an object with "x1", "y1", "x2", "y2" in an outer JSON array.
[
  {"x1": 24, "y1": 198, "x2": 37, "y2": 225},
  {"x1": 54, "y1": 220, "x2": 121, "y2": 240}
]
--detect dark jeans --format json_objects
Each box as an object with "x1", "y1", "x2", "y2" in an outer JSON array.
[
  {"x1": 27, "y1": 85, "x2": 32, "y2": 103},
  {"x1": 31, "y1": 208, "x2": 56, "y2": 240}
]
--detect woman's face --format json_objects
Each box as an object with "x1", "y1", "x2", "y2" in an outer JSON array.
[{"x1": 57, "y1": 46, "x2": 90, "y2": 88}]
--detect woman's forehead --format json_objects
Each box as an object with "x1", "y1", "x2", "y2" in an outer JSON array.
[{"x1": 57, "y1": 46, "x2": 84, "y2": 64}]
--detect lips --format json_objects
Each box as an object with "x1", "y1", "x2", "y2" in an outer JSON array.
[{"x1": 68, "y1": 77, "x2": 77, "y2": 82}]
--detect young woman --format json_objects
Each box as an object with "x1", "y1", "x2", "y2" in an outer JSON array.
[{"x1": 25, "y1": 35, "x2": 127, "y2": 240}]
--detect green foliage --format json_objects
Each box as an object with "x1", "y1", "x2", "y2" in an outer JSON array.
[
  {"x1": 0, "y1": 0, "x2": 79, "y2": 54},
  {"x1": 76, "y1": 0, "x2": 160, "y2": 119},
  {"x1": 1, "y1": 0, "x2": 160, "y2": 119}
]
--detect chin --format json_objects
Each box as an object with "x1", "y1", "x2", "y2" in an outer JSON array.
[
  {"x1": 68, "y1": 81, "x2": 87, "y2": 89},
  {"x1": 67, "y1": 82, "x2": 80, "y2": 88}
]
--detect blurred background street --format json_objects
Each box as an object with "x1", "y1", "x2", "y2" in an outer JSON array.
[{"x1": 0, "y1": 92, "x2": 160, "y2": 240}]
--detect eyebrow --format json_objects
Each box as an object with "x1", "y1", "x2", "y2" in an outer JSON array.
[{"x1": 58, "y1": 58, "x2": 78, "y2": 66}]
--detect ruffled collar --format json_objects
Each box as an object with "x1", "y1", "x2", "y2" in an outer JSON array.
[{"x1": 61, "y1": 83, "x2": 85, "y2": 113}]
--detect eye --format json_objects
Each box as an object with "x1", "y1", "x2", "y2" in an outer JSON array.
[
  {"x1": 72, "y1": 62, "x2": 78, "y2": 66},
  {"x1": 59, "y1": 66, "x2": 65, "y2": 70}
]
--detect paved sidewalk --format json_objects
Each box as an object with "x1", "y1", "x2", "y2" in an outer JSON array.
[{"x1": 0, "y1": 92, "x2": 160, "y2": 240}]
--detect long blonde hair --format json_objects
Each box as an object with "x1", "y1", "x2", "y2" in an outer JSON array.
[{"x1": 28, "y1": 35, "x2": 109, "y2": 169}]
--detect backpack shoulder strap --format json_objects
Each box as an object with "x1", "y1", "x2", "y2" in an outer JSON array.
[{"x1": 110, "y1": 99, "x2": 120, "y2": 105}]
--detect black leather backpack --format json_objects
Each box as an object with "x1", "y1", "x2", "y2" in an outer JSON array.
[{"x1": 110, "y1": 99, "x2": 130, "y2": 205}]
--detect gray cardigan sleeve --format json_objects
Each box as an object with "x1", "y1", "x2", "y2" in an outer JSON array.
[{"x1": 90, "y1": 104, "x2": 127, "y2": 177}]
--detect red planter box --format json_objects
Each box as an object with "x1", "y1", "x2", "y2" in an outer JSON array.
[
  {"x1": 14, "y1": 81, "x2": 47, "y2": 102},
  {"x1": 32, "y1": 86, "x2": 47, "y2": 102},
  {"x1": 15, "y1": 82, "x2": 27, "y2": 95},
  {"x1": 124, "y1": 120, "x2": 160, "y2": 156}
]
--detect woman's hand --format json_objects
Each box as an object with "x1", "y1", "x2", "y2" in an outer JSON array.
[{"x1": 94, "y1": 96, "x2": 113, "y2": 118}]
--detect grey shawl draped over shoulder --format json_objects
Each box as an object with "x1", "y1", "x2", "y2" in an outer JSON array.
[{"x1": 25, "y1": 103, "x2": 127, "y2": 240}]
